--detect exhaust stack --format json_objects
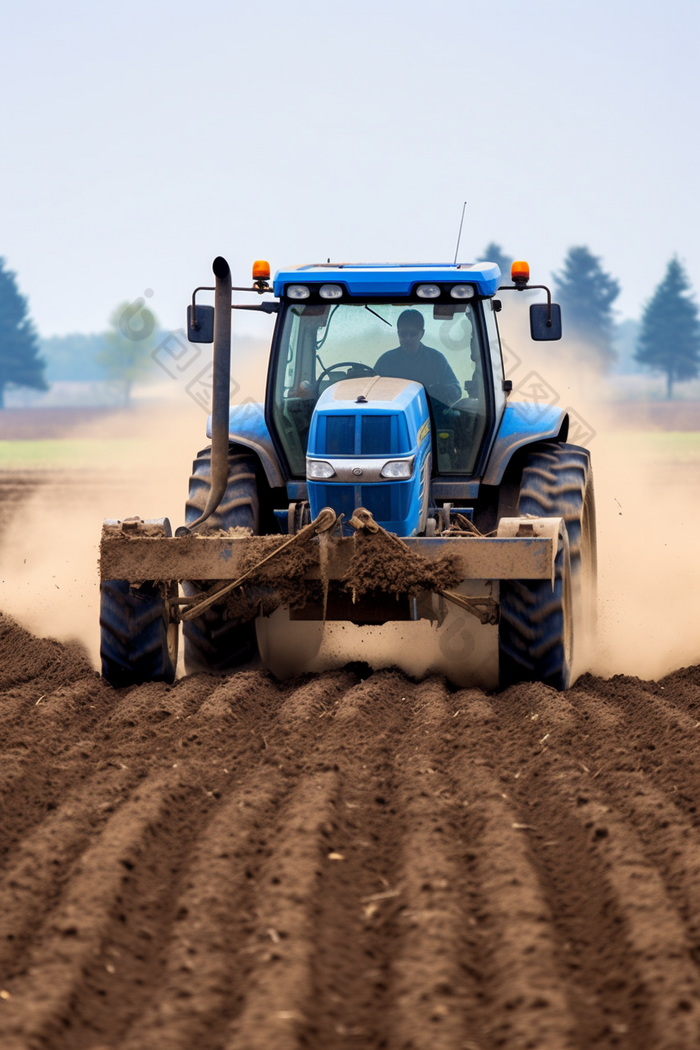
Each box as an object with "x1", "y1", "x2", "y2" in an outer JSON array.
[{"x1": 176, "y1": 256, "x2": 231, "y2": 535}]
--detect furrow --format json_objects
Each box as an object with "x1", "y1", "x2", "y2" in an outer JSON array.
[
  {"x1": 276, "y1": 669, "x2": 358, "y2": 724},
  {"x1": 454, "y1": 758, "x2": 578, "y2": 1050},
  {"x1": 568, "y1": 792, "x2": 700, "y2": 1047},
  {"x1": 448, "y1": 684, "x2": 608, "y2": 1048},
  {"x1": 118, "y1": 768, "x2": 287, "y2": 1050},
  {"x1": 0, "y1": 677, "x2": 110, "y2": 848},
  {"x1": 574, "y1": 685, "x2": 700, "y2": 827},
  {"x1": 0, "y1": 673, "x2": 215, "y2": 861},
  {"x1": 224, "y1": 771, "x2": 340, "y2": 1050},
  {"x1": 276, "y1": 672, "x2": 415, "y2": 1049},
  {"x1": 655, "y1": 667, "x2": 700, "y2": 718},
  {"x1": 500, "y1": 685, "x2": 700, "y2": 1048},
  {"x1": 0, "y1": 767, "x2": 135, "y2": 977},
  {"x1": 596, "y1": 773, "x2": 700, "y2": 969},
  {"x1": 578, "y1": 676, "x2": 700, "y2": 736},
  {"x1": 0, "y1": 768, "x2": 198, "y2": 1050},
  {"x1": 389, "y1": 679, "x2": 486, "y2": 1050}
]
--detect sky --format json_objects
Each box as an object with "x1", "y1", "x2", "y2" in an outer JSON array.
[{"x1": 1, "y1": 0, "x2": 698, "y2": 337}]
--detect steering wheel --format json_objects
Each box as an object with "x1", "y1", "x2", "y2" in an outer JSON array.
[{"x1": 316, "y1": 361, "x2": 378, "y2": 387}]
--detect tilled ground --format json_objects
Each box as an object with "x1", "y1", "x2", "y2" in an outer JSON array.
[{"x1": 2, "y1": 613, "x2": 700, "y2": 1050}]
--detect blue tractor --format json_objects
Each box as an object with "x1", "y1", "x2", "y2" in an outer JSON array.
[{"x1": 99, "y1": 255, "x2": 596, "y2": 690}]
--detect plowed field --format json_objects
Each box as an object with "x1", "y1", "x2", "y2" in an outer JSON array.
[
  {"x1": 2, "y1": 407, "x2": 700, "y2": 1048},
  {"x1": 2, "y1": 613, "x2": 700, "y2": 1050}
]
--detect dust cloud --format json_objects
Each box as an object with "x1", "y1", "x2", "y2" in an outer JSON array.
[
  {"x1": 589, "y1": 420, "x2": 700, "y2": 679},
  {"x1": 0, "y1": 347, "x2": 269, "y2": 666},
  {"x1": 499, "y1": 296, "x2": 700, "y2": 680}
]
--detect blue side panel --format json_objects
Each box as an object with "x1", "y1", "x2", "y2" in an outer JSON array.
[
  {"x1": 205, "y1": 402, "x2": 286, "y2": 489},
  {"x1": 480, "y1": 403, "x2": 569, "y2": 486},
  {"x1": 273, "y1": 262, "x2": 501, "y2": 298}
]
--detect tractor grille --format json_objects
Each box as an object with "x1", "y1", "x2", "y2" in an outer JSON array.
[
  {"x1": 319, "y1": 484, "x2": 356, "y2": 520},
  {"x1": 361, "y1": 415, "x2": 391, "y2": 455},
  {"x1": 315, "y1": 413, "x2": 410, "y2": 458},
  {"x1": 325, "y1": 415, "x2": 355, "y2": 455},
  {"x1": 313, "y1": 482, "x2": 411, "y2": 525},
  {"x1": 361, "y1": 483, "x2": 393, "y2": 521}
]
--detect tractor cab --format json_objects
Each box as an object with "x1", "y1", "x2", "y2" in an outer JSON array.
[{"x1": 266, "y1": 264, "x2": 507, "y2": 479}]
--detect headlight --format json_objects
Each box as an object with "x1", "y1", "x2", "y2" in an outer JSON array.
[
  {"x1": 306, "y1": 459, "x2": 336, "y2": 479},
  {"x1": 416, "y1": 283, "x2": 441, "y2": 299},
  {"x1": 319, "y1": 284, "x2": 343, "y2": 299},
  {"x1": 380, "y1": 459, "x2": 413, "y2": 479},
  {"x1": 286, "y1": 284, "x2": 310, "y2": 299},
  {"x1": 450, "y1": 284, "x2": 475, "y2": 299}
]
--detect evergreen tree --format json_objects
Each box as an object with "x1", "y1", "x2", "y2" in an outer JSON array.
[
  {"x1": 635, "y1": 258, "x2": 700, "y2": 399},
  {"x1": 554, "y1": 246, "x2": 620, "y2": 369},
  {"x1": 96, "y1": 299, "x2": 159, "y2": 407},
  {"x1": 0, "y1": 258, "x2": 47, "y2": 408},
  {"x1": 481, "y1": 242, "x2": 513, "y2": 284}
]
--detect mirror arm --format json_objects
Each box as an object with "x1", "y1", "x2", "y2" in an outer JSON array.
[
  {"x1": 498, "y1": 283, "x2": 553, "y2": 326},
  {"x1": 190, "y1": 284, "x2": 276, "y2": 330},
  {"x1": 233, "y1": 302, "x2": 280, "y2": 313},
  {"x1": 190, "y1": 285, "x2": 215, "y2": 332}
]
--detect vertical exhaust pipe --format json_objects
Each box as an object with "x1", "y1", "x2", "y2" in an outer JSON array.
[{"x1": 176, "y1": 256, "x2": 231, "y2": 535}]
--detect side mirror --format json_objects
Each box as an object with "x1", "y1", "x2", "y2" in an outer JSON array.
[
  {"x1": 187, "y1": 304, "x2": 215, "y2": 343},
  {"x1": 530, "y1": 303, "x2": 562, "y2": 341}
]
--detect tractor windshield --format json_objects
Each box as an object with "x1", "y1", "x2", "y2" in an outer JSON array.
[{"x1": 271, "y1": 300, "x2": 490, "y2": 476}]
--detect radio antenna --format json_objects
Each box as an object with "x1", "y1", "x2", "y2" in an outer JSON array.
[{"x1": 453, "y1": 201, "x2": 467, "y2": 264}]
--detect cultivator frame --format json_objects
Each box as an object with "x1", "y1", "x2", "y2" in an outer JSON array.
[{"x1": 100, "y1": 509, "x2": 564, "y2": 627}]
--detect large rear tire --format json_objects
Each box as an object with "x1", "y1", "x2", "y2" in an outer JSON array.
[
  {"x1": 182, "y1": 446, "x2": 260, "y2": 675},
  {"x1": 499, "y1": 521, "x2": 573, "y2": 690},
  {"x1": 498, "y1": 441, "x2": 595, "y2": 690},
  {"x1": 100, "y1": 579, "x2": 178, "y2": 688},
  {"x1": 515, "y1": 441, "x2": 597, "y2": 640}
]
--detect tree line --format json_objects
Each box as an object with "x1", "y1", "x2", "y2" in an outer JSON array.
[
  {"x1": 0, "y1": 258, "x2": 160, "y2": 408},
  {"x1": 484, "y1": 242, "x2": 700, "y2": 398},
  {"x1": 2, "y1": 249, "x2": 700, "y2": 405}
]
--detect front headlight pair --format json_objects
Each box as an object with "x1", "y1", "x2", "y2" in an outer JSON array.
[{"x1": 306, "y1": 459, "x2": 413, "y2": 480}]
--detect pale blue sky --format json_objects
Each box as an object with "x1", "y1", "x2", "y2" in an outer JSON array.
[{"x1": 1, "y1": 0, "x2": 698, "y2": 335}]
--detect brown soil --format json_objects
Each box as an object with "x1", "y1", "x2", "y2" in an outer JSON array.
[
  {"x1": 2, "y1": 411, "x2": 700, "y2": 1048},
  {"x1": 342, "y1": 528, "x2": 463, "y2": 599},
  {"x1": 1, "y1": 610, "x2": 700, "y2": 1049}
]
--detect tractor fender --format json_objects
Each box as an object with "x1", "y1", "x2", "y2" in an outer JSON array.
[
  {"x1": 481, "y1": 403, "x2": 569, "y2": 487},
  {"x1": 206, "y1": 402, "x2": 286, "y2": 489}
]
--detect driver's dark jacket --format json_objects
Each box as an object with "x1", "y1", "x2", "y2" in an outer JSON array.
[{"x1": 374, "y1": 343, "x2": 462, "y2": 407}]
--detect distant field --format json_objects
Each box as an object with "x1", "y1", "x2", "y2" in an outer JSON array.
[
  {"x1": 0, "y1": 439, "x2": 142, "y2": 469},
  {"x1": 0, "y1": 431, "x2": 697, "y2": 473},
  {"x1": 605, "y1": 431, "x2": 700, "y2": 461},
  {"x1": 0, "y1": 407, "x2": 128, "y2": 440}
]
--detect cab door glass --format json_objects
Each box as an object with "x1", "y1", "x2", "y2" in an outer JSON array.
[
  {"x1": 272, "y1": 301, "x2": 490, "y2": 476},
  {"x1": 483, "y1": 299, "x2": 506, "y2": 422}
]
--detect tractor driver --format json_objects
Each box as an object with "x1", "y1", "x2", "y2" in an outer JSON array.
[{"x1": 374, "y1": 309, "x2": 462, "y2": 408}]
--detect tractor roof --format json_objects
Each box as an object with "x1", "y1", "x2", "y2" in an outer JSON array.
[{"x1": 272, "y1": 262, "x2": 501, "y2": 298}]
